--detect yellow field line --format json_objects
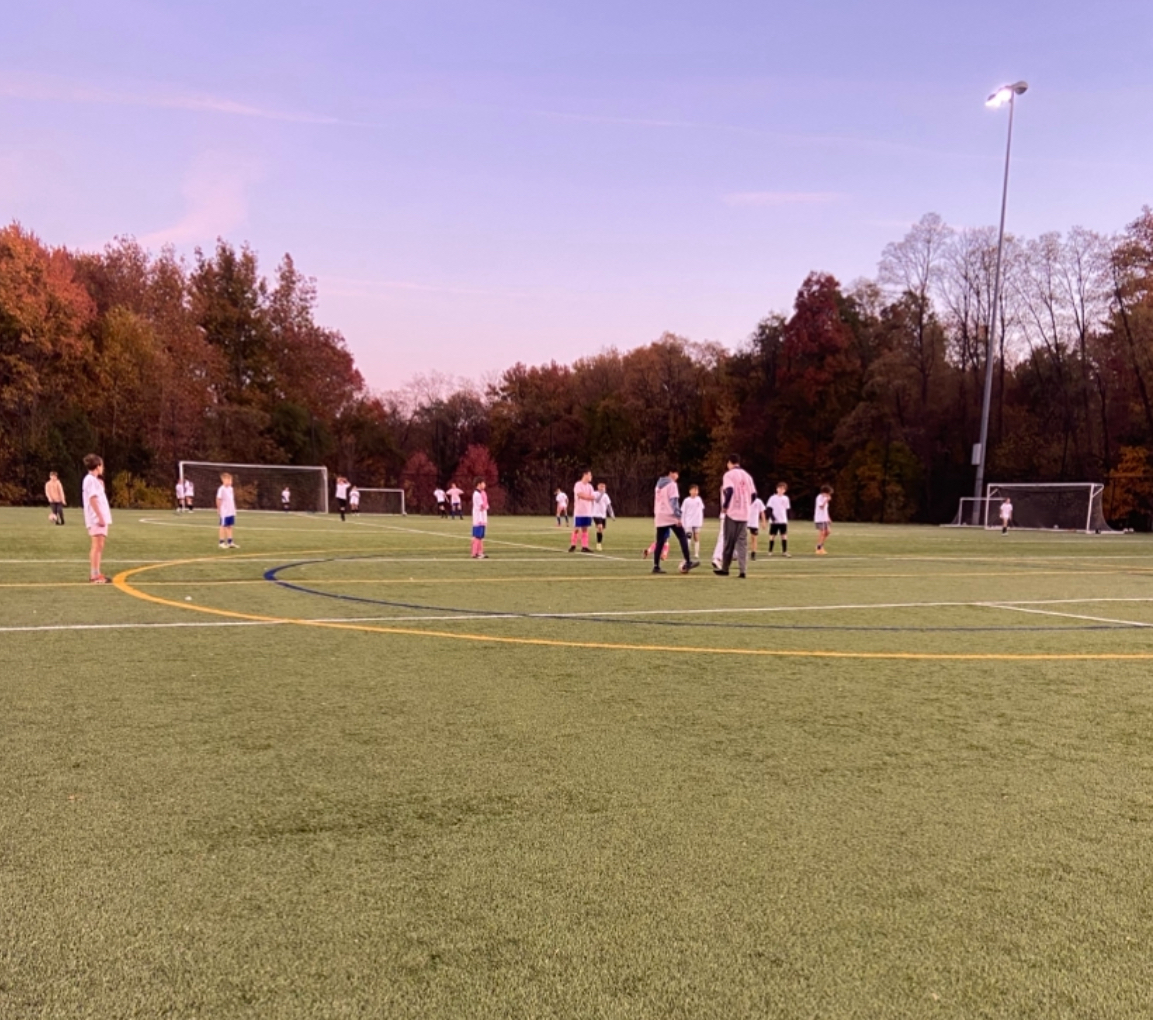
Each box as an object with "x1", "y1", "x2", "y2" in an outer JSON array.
[{"x1": 110, "y1": 556, "x2": 1153, "y2": 661}]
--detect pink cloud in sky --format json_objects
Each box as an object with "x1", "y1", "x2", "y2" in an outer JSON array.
[{"x1": 139, "y1": 156, "x2": 261, "y2": 247}]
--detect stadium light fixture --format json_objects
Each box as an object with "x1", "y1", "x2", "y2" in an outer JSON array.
[{"x1": 972, "y1": 80, "x2": 1028, "y2": 522}]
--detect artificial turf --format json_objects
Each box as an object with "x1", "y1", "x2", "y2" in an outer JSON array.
[{"x1": 3, "y1": 507, "x2": 1153, "y2": 1018}]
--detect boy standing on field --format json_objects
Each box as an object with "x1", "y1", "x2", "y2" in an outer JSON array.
[
  {"x1": 592, "y1": 482, "x2": 615, "y2": 551},
  {"x1": 175, "y1": 478, "x2": 185, "y2": 514},
  {"x1": 349, "y1": 486, "x2": 361, "y2": 515},
  {"x1": 748, "y1": 491, "x2": 766, "y2": 560},
  {"x1": 447, "y1": 482, "x2": 464, "y2": 520},
  {"x1": 82, "y1": 455, "x2": 111, "y2": 582},
  {"x1": 766, "y1": 482, "x2": 791, "y2": 557},
  {"x1": 569, "y1": 470, "x2": 596, "y2": 553},
  {"x1": 815, "y1": 485, "x2": 833, "y2": 554},
  {"x1": 1000, "y1": 497, "x2": 1013, "y2": 534},
  {"x1": 434, "y1": 486, "x2": 448, "y2": 517},
  {"x1": 334, "y1": 475, "x2": 350, "y2": 521},
  {"x1": 471, "y1": 479, "x2": 489, "y2": 559},
  {"x1": 555, "y1": 488, "x2": 569, "y2": 526},
  {"x1": 281, "y1": 486, "x2": 291, "y2": 511},
  {"x1": 217, "y1": 472, "x2": 239, "y2": 549},
  {"x1": 183, "y1": 477, "x2": 195, "y2": 512},
  {"x1": 716, "y1": 454, "x2": 755, "y2": 578},
  {"x1": 681, "y1": 484, "x2": 705, "y2": 561},
  {"x1": 46, "y1": 471, "x2": 66, "y2": 525}
]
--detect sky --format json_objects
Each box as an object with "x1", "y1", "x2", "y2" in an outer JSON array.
[{"x1": 3, "y1": 1, "x2": 1152, "y2": 393}]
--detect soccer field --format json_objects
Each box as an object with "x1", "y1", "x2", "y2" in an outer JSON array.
[{"x1": 4, "y1": 508, "x2": 1153, "y2": 1018}]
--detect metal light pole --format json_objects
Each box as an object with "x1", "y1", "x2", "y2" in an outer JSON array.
[{"x1": 972, "y1": 81, "x2": 1028, "y2": 524}]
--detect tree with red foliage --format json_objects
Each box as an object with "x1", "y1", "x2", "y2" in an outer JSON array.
[
  {"x1": 454, "y1": 444, "x2": 506, "y2": 512},
  {"x1": 400, "y1": 450, "x2": 438, "y2": 513}
]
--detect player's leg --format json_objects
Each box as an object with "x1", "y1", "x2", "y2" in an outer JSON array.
[
  {"x1": 89, "y1": 533, "x2": 106, "y2": 580},
  {"x1": 653, "y1": 526, "x2": 671, "y2": 572},
  {"x1": 734, "y1": 523, "x2": 748, "y2": 576},
  {"x1": 781, "y1": 525, "x2": 789, "y2": 557}
]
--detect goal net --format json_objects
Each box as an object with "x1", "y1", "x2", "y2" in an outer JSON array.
[
  {"x1": 947, "y1": 497, "x2": 996, "y2": 527},
  {"x1": 985, "y1": 483, "x2": 1114, "y2": 533},
  {"x1": 347, "y1": 488, "x2": 406, "y2": 515},
  {"x1": 179, "y1": 461, "x2": 329, "y2": 514}
]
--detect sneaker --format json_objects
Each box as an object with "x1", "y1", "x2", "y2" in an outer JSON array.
[
  {"x1": 228, "y1": 543, "x2": 239, "y2": 549},
  {"x1": 783, "y1": 552, "x2": 791, "y2": 558},
  {"x1": 90, "y1": 575, "x2": 110, "y2": 584},
  {"x1": 580, "y1": 547, "x2": 592, "y2": 554},
  {"x1": 683, "y1": 560, "x2": 700, "y2": 573},
  {"x1": 713, "y1": 568, "x2": 730, "y2": 576},
  {"x1": 218, "y1": 542, "x2": 227, "y2": 548},
  {"x1": 751, "y1": 551, "x2": 757, "y2": 560},
  {"x1": 477, "y1": 554, "x2": 487, "y2": 559},
  {"x1": 738, "y1": 573, "x2": 746, "y2": 579},
  {"x1": 652, "y1": 567, "x2": 666, "y2": 574},
  {"x1": 816, "y1": 548, "x2": 826, "y2": 555},
  {"x1": 568, "y1": 544, "x2": 576, "y2": 553},
  {"x1": 596, "y1": 543, "x2": 603, "y2": 551}
]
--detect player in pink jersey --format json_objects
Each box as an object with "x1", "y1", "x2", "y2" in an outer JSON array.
[
  {"x1": 652, "y1": 470, "x2": 699, "y2": 574},
  {"x1": 715, "y1": 454, "x2": 755, "y2": 578}
]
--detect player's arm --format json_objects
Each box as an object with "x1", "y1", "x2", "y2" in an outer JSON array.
[{"x1": 88, "y1": 491, "x2": 105, "y2": 527}]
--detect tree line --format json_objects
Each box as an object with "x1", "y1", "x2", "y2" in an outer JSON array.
[{"x1": 4, "y1": 209, "x2": 1153, "y2": 524}]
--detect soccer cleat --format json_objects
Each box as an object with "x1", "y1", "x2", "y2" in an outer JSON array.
[
  {"x1": 738, "y1": 573, "x2": 746, "y2": 579},
  {"x1": 596, "y1": 543, "x2": 603, "y2": 551},
  {"x1": 815, "y1": 548, "x2": 826, "y2": 555},
  {"x1": 713, "y1": 568, "x2": 730, "y2": 576},
  {"x1": 783, "y1": 552, "x2": 791, "y2": 558},
  {"x1": 652, "y1": 567, "x2": 666, "y2": 574},
  {"x1": 751, "y1": 551, "x2": 756, "y2": 560},
  {"x1": 568, "y1": 545, "x2": 576, "y2": 553},
  {"x1": 580, "y1": 547, "x2": 592, "y2": 554},
  {"x1": 218, "y1": 541, "x2": 227, "y2": 548},
  {"x1": 90, "y1": 575, "x2": 110, "y2": 584}
]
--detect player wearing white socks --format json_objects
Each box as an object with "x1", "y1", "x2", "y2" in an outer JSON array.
[
  {"x1": 748, "y1": 492, "x2": 766, "y2": 560},
  {"x1": 681, "y1": 484, "x2": 705, "y2": 561},
  {"x1": 592, "y1": 482, "x2": 615, "y2": 551}
]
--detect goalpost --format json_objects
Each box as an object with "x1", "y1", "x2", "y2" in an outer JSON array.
[
  {"x1": 349, "y1": 488, "x2": 406, "y2": 515},
  {"x1": 179, "y1": 461, "x2": 329, "y2": 514},
  {"x1": 946, "y1": 483, "x2": 1116, "y2": 533}
]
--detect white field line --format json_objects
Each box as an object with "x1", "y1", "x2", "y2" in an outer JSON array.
[
  {"x1": 8, "y1": 595, "x2": 1153, "y2": 635},
  {"x1": 980, "y1": 603, "x2": 1153, "y2": 629}
]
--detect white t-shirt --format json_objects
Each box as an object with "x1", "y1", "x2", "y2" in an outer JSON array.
[
  {"x1": 217, "y1": 484, "x2": 237, "y2": 518},
  {"x1": 349, "y1": 488, "x2": 360, "y2": 507},
  {"x1": 748, "y1": 498, "x2": 766, "y2": 529},
  {"x1": 434, "y1": 488, "x2": 446, "y2": 503},
  {"x1": 472, "y1": 489, "x2": 488, "y2": 526},
  {"x1": 281, "y1": 488, "x2": 290, "y2": 502},
  {"x1": 681, "y1": 495, "x2": 705, "y2": 531},
  {"x1": 767, "y1": 493, "x2": 790, "y2": 524},
  {"x1": 183, "y1": 480, "x2": 194, "y2": 498},
  {"x1": 1000, "y1": 500, "x2": 1013, "y2": 521},
  {"x1": 593, "y1": 491, "x2": 614, "y2": 519},
  {"x1": 175, "y1": 480, "x2": 185, "y2": 499},
  {"x1": 82, "y1": 473, "x2": 111, "y2": 529},
  {"x1": 335, "y1": 480, "x2": 350, "y2": 499},
  {"x1": 814, "y1": 493, "x2": 831, "y2": 524},
  {"x1": 556, "y1": 492, "x2": 568, "y2": 509}
]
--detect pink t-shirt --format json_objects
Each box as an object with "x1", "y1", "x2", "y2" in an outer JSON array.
[
  {"x1": 573, "y1": 481, "x2": 595, "y2": 518},
  {"x1": 721, "y1": 467, "x2": 755, "y2": 520},
  {"x1": 653, "y1": 477, "x2": 681, "y2": 527}
]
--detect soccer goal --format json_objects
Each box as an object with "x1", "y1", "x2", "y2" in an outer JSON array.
[
  {"x1": 349, "y1": 488, "x2": 406, "y2": 515},
  {"x1": 179, "y1": 462, "x2": 329, "y2": 514},
  {"x1": 948, "y1": 483, "x2": 1116, "y2": 533}
]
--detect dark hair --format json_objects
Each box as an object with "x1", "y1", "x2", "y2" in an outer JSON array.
[
  {"x1": 728, "y1": 453, "x2": 741, "y2": 465},
  {"x1": 820, "y1": 484, "x2": 833, "y2": 495},
  {"x1": 475, "y1": 477, "x2": 484, "y2": 485},
  {"x1": 83, "y1": 453, "x2": 102, "y2": 471},
  {"x1": 776, "y1": 481, "x2": 787, "y2": 490}
]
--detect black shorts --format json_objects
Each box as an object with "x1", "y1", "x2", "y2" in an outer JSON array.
[
  {"x1": 769, "y1": 522, "x2": 788, "y2": 535},
  {"x1": 593, "y1": 517, "x2": 606, "y2": 528},
  {"x1": 748, "y1": 527, "x2": 759, "y2": 536}
]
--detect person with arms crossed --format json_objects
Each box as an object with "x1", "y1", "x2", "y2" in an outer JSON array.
[
  {"x1": 715, "y1": 454, "x2": 755, "y2": 578},
  {"x1": 471, "y1": 479, "x2": 489, "y2": 559},
  {"x1": 217, "y1": 472, "x2": 239, "y2": 549},
  {"x1": 569, "y1": 470, "x2": 596, "y2": 553},
  {"x1": 652, "y1": 469, "x2": 699, "y2": 575},
  {"x1": 814, "y1": 485, "x2": 834, "y2": 555},
  {"x1": 592, "y1": 482, "x2": 616, "y2": 552},
  {"x1": 82, "y1": 454, "x2": 111, "y2": 582},
  {"x1": 681, "y1": 484, "x2": 705, "y2": 561},
  {"x1": 447, "y1": 482, "x2": 464, "y2": 520},
  {"x1": 46, "y1": 471, "x2": 66, "y2": 525},
  {"x1": 766, "y1": 482, "x2": 791, "y2": 557},
  {"x1": 748, "y1": 490, "x2": 766, "y2": 560}
]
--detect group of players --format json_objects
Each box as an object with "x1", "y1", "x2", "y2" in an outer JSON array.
[{"x1": 550, "y1": 455, "x2": 834, "y2": 575}]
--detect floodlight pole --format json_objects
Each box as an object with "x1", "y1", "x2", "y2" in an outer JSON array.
[{"x1": 973, "y1": 83, "x2": 1026, "y2": 522}]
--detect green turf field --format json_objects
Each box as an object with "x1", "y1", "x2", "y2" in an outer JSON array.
[{"x1": 3, "y1": 507, "x2": 1153, "y2": 1018}]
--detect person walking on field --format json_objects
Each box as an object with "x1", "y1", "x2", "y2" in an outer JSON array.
[
  {"x1": 748, "y1": 490, "x2": 766, "y2": 560},
  {"x1": 715, "y1": 454, "x2": 755, "y2": 578},
  {"x1": 999, "y1": 497, "x2": 1013, "y2": 534},
  {"x1": 82, "y1": 454, "x2": 111, "y2": 583},
  {"x1": 45, "y1": 471, "x2": 66, "y2": 525},
  {"x1": 814, "y1": 485, "x2": 834, "y2": 554},
  {"x1": 569, "y1": 470, "x2": 596, "y2": 553},
  {"x1": 592, "y1": 482, "x2": 615, "y2": 552},
  {"x1": 681, "y1": 484, "x2": 705, "y2": 561},
  {"x1": 652, "y1": 469, "x2": 699, "y2": 575}
]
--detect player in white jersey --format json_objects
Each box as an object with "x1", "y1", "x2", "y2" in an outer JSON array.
[
  {"x1": 680, "y1": 484, "x2": 705, "y2": 560},
  {"x1": 182, "y1": 477, "x2": 195, "y2": 512},
  {"x1": 592, "y1": 482, "x2": 616, "y2": 552},
  {"x1": 434, "y1": 487, "x2": 447, "y2": 518},
  {"x1": 281, "y1": 486, "x2": 291, "y2": 511},
  {"x1": 814, "y1": 484, "x2": 833, "y2": 555},
  {"x1": 82, "y1": 454, "x2": 112, "y2": 582},
  {"x1": 175, "y1": 478, "x2": 186, "y2": 514},
  {"x1": 349, "y1": 486, "x2": 360, "y2": 514},
  {"x1": 766, "y1": 482, "x2": 791, "y2": 557},
  {"x1": 334, "y1": 475, "x2": 350, "y2": 521},
  {"x1": 999, "y1": 498, "x2": 1013, "y2": 534},
  {"x1": 555, "y1": 489, "x2": 569, "y2": 526},
  {"x1": 747, "y1": 493, "x2": 766, "y2": 560},
  {"x1": 471, "y1": 479, "x2": 489, "y2": 558},
  {"x1": 217, "y1": 472, "x2": 239, "y2": 548}
]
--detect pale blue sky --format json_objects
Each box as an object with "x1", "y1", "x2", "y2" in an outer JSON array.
[{"x1": 4, "y1": 1, "x2": 1151, "y2": 391}]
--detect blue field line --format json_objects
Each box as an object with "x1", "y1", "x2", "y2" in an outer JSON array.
[{"x1": 261, "y1": 559, "x2": 1128, "y2": 634}]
